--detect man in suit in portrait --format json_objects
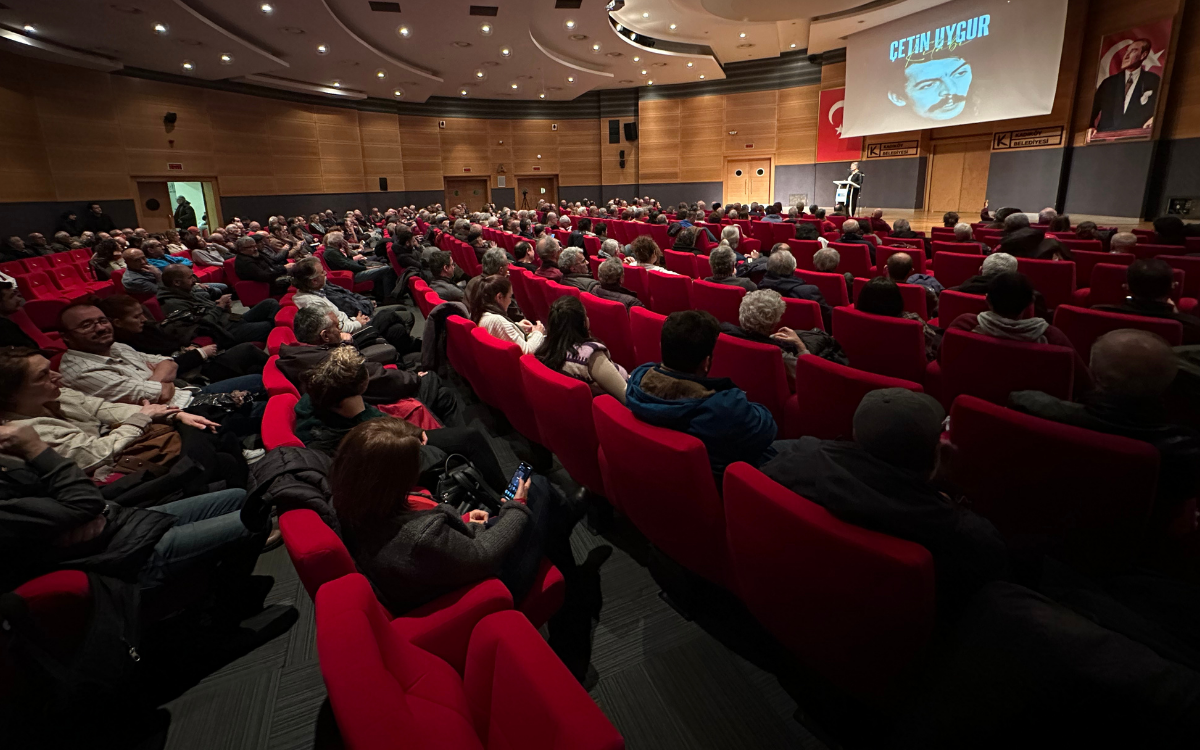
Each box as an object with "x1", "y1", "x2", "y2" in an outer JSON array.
[{"x1": 1088, "y1": 38, "x2": 1160, "y2": 138}]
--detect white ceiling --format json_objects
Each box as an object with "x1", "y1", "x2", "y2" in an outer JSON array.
[{"x1": 0, "y1": 0, "x2": 899, "y2": 103}]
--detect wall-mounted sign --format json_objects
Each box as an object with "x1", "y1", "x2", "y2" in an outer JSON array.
[
  {"x1": 463, "y1": 167, "x2": 471, "y2": 172},
  {"x1": 866, "y1": 141, "x2": 919, "y2": 158},
  {"x1": 744, "y1": 143, "x2": 754, "y2": 148},
  {"x1": 993, "y1": 126, "x2": 1064, "y2": 150},
  {"x1": 167, "y1": 163, "x2": 183, "y2": 170},
  {"x1": 533, "y1": 166, "x2": 541, "y2": 171}
]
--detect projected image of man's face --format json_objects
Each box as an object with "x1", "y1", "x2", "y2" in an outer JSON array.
[{"x1": 891, "y1": 57, "x2": 973, "y2": 121}]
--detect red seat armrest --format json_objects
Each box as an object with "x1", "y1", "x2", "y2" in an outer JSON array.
[{"x1": 390, "y1": 578, "x2": 513, "y2": 675}]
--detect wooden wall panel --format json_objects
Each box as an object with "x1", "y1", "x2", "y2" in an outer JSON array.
[
  {"x1": 776, "y1": 85, "x2": 820, "y2": 165},
  {"x1": 1162, "y1": 0, "x2": 1200, "y2": 138},
  {"x1": 399, "y1": 116, "x2": 444, "y2": 191},
  {"x1": 725, "y1": 91, "x2": 778, "y2": 155}
]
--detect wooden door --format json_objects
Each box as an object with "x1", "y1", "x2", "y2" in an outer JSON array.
[
  {"x1": 517, "y1": 176, "x2": 557, "y2": 209},
  {"x1": 135, "y1": 181, "x2": 172, "y2": 233},
  {"x1": 444, "y1": 177, "x2": 489, "y2": 212},
  {"x1": 926, "y1": 137, "x2": 991, "y2": 214},
  {"x1": 724, "y1": 159, "x2": 772, "y2": 205}
]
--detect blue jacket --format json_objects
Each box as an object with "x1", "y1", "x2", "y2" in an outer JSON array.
[
  {"x1": 624, "y1": 363, "x2": 777, "y2": 477},
  {"x1": 148, "y1": 254, "x2": 192, "y2": 269}
]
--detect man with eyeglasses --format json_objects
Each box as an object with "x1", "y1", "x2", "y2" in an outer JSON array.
[{"x1": 57, "y1": 302, "x2": 263, "y2": 410}]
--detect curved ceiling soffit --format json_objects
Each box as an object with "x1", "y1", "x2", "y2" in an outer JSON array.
[
  {"x1": 609, "y1": 18, "x2": 721, "y2": 67},
  {"x1": 528, "y1": 28, "x2": 615, "y2": 78},
  {"x1": 171, "y1": 0, "x2": 290, "y2": 68},
  {"x1": 0, "y1": 27, "x2": 124, "y2": 72},
  {"x1": 316, "y1": 0, "x2": 443, "y2": 83},
  {"x1": 697, "y1": 0, "x2": 868, "y2": 23},
  {"x1": 241, "y1": 74, "x2": 368, "y2": 100}
]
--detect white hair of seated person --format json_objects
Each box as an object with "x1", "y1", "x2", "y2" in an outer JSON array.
[
  {"x1": 739, "y1": 290, "x2": 786, "y2": 336},
  {"x1": 813, "y1": 248, "x2": 840, "y2": 272},
  {"x1": 954, "y1": 222, "x2": 973, "y2": 241},
  {"x1": 1111, "y1": 232, "x2": 1138, "y2": 253},
  {"x1": 980, "y1": 252, "x2": 1017, "y2": 276},
  {"x1": 766, "y1": 249, "x2": 797, "y2": 276},
  {"x1": 720, "y1": 225, "x2": 741, "y2": 249}
]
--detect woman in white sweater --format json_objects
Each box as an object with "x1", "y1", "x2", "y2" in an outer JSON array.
[{"x1": 467, "y1": 274, "x2": 544, "y2": 354}]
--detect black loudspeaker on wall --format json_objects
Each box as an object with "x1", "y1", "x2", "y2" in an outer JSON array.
[
  {"x1": 623, "y1": 122, "x2": 638, "y2": 142},
  {"x1": 379, "y1": 177, "x2": 388, "y2": 191},
  {"x1": 619, "y1": 149, "x2": 626, "y2": 169},
  {"x1": 608, "y1": 119, "x2": 621, "y2": 144}
]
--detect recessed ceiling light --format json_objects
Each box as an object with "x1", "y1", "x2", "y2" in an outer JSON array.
[
  {"x1": 460, "y1": 88, "x2": 469, "y2": 97},
  {"x1": 739, "y1": 32, "x2": 746, "y2": 38},
  {"x1": 331, "y1": 80, "x2": 341, "y2": 88},
  {"x1": 376, "y1": 69, "x2": 387, "y2": 78},
  {"x1": 397, "y1": 25, "x2": 410, "y2": 38},
  {"x1": 537, "y1": 154, "x2": 542, "y2": 159},
  {"x1": 632, "y1": 56, "x2": 640, "y2": 62},
  {"x1": 642, "y1": 12, "x2": 649, "y2": 18},
  {"x1": 539, "y1": 92, "x2": 545, "y2": 99},
  {"x1": 686, "y1": 61, "x2": 693, "y2": 67},
  {"x1": 220, "y1": 53, "x2": 234, "y2": 64},
  {"x1": 592, "y1": 43, "x2": 601, "y2": 51},
  {"x1": 474, "y1": 70, "x2": 487, "y2": 81},
  {"x1": 260, "y1": 3, "x2": 273, "y2": 14},
  {"x1": 510, "y1": 82, "x2": 519, "y2": 89},
  {"x1": 316, "y1": 44, "x2": 329, "y2": 54},
  {"x1": 393, "y1": 88, "x2": 405, "y2": 98},
  {"x1": 452, "y1": 41, "x2": 472, "y2": 48},
  {"x1": 180, "y1": 60, "x2": 194, "y2": 71},
  {"x1": 566, "y1": 76, "x2": 575, "y2": 83},
  {"x1": 500, "y1": 46, "x2": 511, "y2": 57},
  {"x1": 699, "y1": 74, "x2": 705, "y2": 79},
  {"x1": 669, "y1": 24, "x2": 676, "y2": 30},
  {"x1": 647, "y1": 80, "x2": 653, "y2": 85},
  {"x1": 22, "y1": 24, "x2": 36, "y2": 34},
  {"x1": 153, "y1": 23, "x2": 167, "y2": 35},
  {"x1": 640, "y1": 69, "x2": 647, "y2": 75},
  {"x1": 564, "y1": 20, "x2": 576, "y2": 30},
  {"x1": 480, "y1": 23, "x2": 492, "y2": 36},
  {"x1": 790, "y1": 43, "x2": 796, "y2": 48}
]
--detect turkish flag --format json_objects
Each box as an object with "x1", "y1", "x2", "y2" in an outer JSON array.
[{"x1": 817, "y1": 87, "x2": 863, "y2": 163}]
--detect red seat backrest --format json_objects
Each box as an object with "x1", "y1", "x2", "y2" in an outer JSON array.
[
  {"x1": 851, "y1": 278, "x2": 929, "y2": 319},
  {"x1": 709, "y1": 333, "x2": 791, "y2": 425},
  {"x1": 936, "y1": 290, "x2": 989, "y2": 327},
  {"x1": 1058, "y1": 238, "x2": 1104, "y2": 254},
  {"x1": 939, "y1": 328, "x2": 1074, "y2": 408},
  {"x1": 22, "y1": 256, "x2": 51, "y2": 274},
  {"x1": 1052, "y1": 304, "x2": 1182, "y2": 357},
  {"x1": 649, "y1": 224, "x2": 670, "y2": 248},
  {"x1": 932, "y1": 252, "x2": 985, "y2": 289},
  {"x1": 785, "y1": 239, "x2": 823, "y2": 271},
  {"x1": 263, "y1": 356, "x2": 301, "y2": 398},
  {"x1": 796, "y1": 269, "x2": 850, "y2": 308},
  {"x1": 723, "y1": 463, "x2": 934, "y2": 697},
  {"x1": 930, "y1": 240, "x2": 982, "y2": 261},
  {"x1": 1016, "y1": 258, "x2": 1075, "y2": 310},
  {"x1": 444, "y1": 315, "x2": 480, "y2": 390},
  {"x1": 788, "y1": 355, "x2": 922, "y2": 440},
  {"x1": 1089, "y1": 263, "x2": 1184, "y2": 306},
  {"x1": 781, "y1": 297, "x2": 824, "y2": 332},
  {"x1": 876, "y1": 247, "x2": 927, "y2": 277},
  {"x1": 663, "y1": 249, "x2": 696, "y2": 277},
  {"x1": 621, "y1": 264, "x2": 649, "y2": 303},
  {"x1": 543, "y1": 280, "x2": 581, "y2": 307},
  {"x1": 520, "y1": 355, "x2": 604, "y2": 495},
  {"x1": 523, "y1": 274, "x2": 552, "y2": 324},
  {"x1": 646, "y1": 271, "x2": 692, "y2": 315},
  {"x1": 262, "y1": 392, "x2": 305, "y2": 449},
  {"x1": 629, "y1": 305, "x2": 666, "y2": 365},
  {"x1": 15, "y1": 271, "x2": 59, "y2": 301},
  {"x1": 832, "y1": 307, "x2": 927, "y2": 384},
  {"x1": 581, "y1": 293, "x2": 638, "y2": 371},
  {"x1": 274, "y1": 305, "x2": 297, "y2": 329},
  {"x1": 949, "y1": 395, "x2": 1159, "y2": 572},
  {"x1": 266, "y1": 326, "x2": 297, "y2": 356},
  {"x1": 470, "y1": 327, "x2": 542, "y2": 443},
  {"x1": 1072, "y1": 250, "x2": 1133, "y2": 288},
  {"x1": 280, "y1": 509, "x2": 356, "y2": 602},
  {"x1": 693, "y1": 252, "x2": 712, "y2": 278},
  {"x1": 826, "y1": 243, "x2": 873, "y2": 279},
  {"x1": 1160, "y1": 255, "x2": 1200, "y2": 299},
  {"x1": 691, "y1": 279, "x2": 745, "y2": 326},
  {"x1": 1131, "y1": 243, "x2": 1177, "y2": 260},
  {"x1": 592, "y1": 395, "x2": 729, "y2": 586}
]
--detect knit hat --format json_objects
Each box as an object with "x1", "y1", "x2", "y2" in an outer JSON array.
[{"x1": 852, "y1": 388, "x2": 946, "y2": 472}]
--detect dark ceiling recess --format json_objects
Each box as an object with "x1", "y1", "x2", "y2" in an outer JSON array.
[
  {"x1": 368, "y1": 2, "x2": 402, "y2": 12},
  {"x1": 555, "y1": 0, "x2": 583, "y2": 7},
  {"x1": 468, "y1": 6, "x2": 499, "y2": 15}
]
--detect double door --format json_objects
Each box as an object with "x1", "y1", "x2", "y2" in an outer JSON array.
[{"x1": 724, "y1": 158, "x2": 772, "y2": 205}]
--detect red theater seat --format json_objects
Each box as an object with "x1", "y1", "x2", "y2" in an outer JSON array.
[
  {"x1": 266, "y1": 325, "x2": 297, "y2": 356},
  {"x1": 949, "y1": 395, "x2": 1159, "y2": 572},
  {"x1": 647, "y1": 271, "x2": 692, "y2": 315},
  {"x1": 1072, "y1": 250, "x2": 1133, "y2": 288},
  {"x1": 592, "y1": 395, "x2": 729, "y2": 587},
  {"x1": 782, "y1": 355, "x2": 923, "y2": 440},
  {"x1": 933, "y1": 290, "x2": 989, "y2": 328},
  {"x1": 1016, "y1": 258, "x2": 1075, "y2": 311},
  {"x1": 224, "y1": 258, "x2": 273, "y2": 307},
  {"x1": 796, "y1": 269, "x2": 851, "y2": 308},
  {"x1": 1052, "y1": 304, "x2": 1182, "y2": 357},
  {"x1": 469, "y1": 327, "x2": 542, "y2": 445},
  {"x1": 663, "y1": 249, "x2": 697, "y2": 277},
  {"x1": 520, "y1": 355, "x2": 604, "y2": 496},
  {"x1": 316, "y1": 574, "x2": 623, "y2": 750},
  {"x1": 930, "y1": 252, "x2": 986, "y2": 290},
  {"x1": 826, "y1": 242, "x2": 873, "y2": 278},
  {"x1": 580, "y1": 293, "x2": 637, "y2": 370},
  {"x1": 1082, "y1": 263, "x2": 1184, "y2": 307},
  {"x1": 833, "y1": 307, "x2": 927, "y2": 384},
  {"x1": 263, "y1": 393, "x2": 304, "y2": 449},
  {"x1": 264, "y1": 356, "x2": 300, "y2": 398},
  {"x1": 709, "y1": 334, "x2": 791, "y2": 426},
  {"x1": 1, "y1": 571, "x2": 92, "y2": 701},
  {"x1": 851, "y1": 278, "x2": 929, "y2": 319},
  {"x1": 877, "y1": 247, "x2": 928, "y2": 277},
  {"x1": 445, "y1": 315, "x2": 481, "y2": 392},
  {"x1": 935, "y1": 328, "x2": 1074, "y2": 408},
  {"x1": 786, "y1": 239, "x2": 823, "y2": 271},
  {"x1": 781, "y1": 297, "x2": 825, "y2": 332},
  {"x1": 691, "y1": 279, "x2": 745, "y2": 326},
  {"x1": 1161, "y1": 255, "x2": 1200, "y2": 299},
  {"x1": 629, "y1": 305, "x2": 666, "y2": 365},
  {"x1": 723, "y1": 463, "x2": 934, "y2": 698}
]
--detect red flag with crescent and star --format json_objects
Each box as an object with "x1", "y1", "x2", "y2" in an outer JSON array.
[{"x1": 817, "y1": 87, "x2": 863, "y2": 163}]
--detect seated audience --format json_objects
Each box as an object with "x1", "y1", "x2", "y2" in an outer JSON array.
[
  {"x1": 1110, "y1": 231, "x2": 1139, "y2": 254},
  {"x1": 192, "y1": 232, "x2": 232, "y2": 268},
  {"x1": 119, "y1": 248, "x2": 162, "y2": 296},
  {"x1": 280, "y1": 307, "x2": 424, "y2": 398},
  {"x1": 558, "y1": 248, "x2": 599, "y2": 292},
  {"x1": 1, "y1": 281, "x2": 63, "y2": 351},
  {"x1": 719, "y1": 290, "x2": 806, "y2": 379},
  {"x1": 950, "y1": 222, "x2": 989, "y2": 252},
  {"x1": 535, "y1": 236, "x2": 564, "y2": 281},
  {"x1": 426, "y1": 250, "x2": 464, "y2": 302},
  {"x1": 1153, "y1": 216, "x2": 1187, "y2": 247},
  {"x1": 813, "y1": 247, "x2": 854, "y2": 299},
  {"x1": 89, "y1": 238, "x2": 125, "y2": 281},
  {"x1": 1094, "y1": 259, "x2": 1200, "y2": 344},
  {"x1": 329, "y1": 416, "x2": 577, "y2": 614},
  {"x1": 467, "y1": 274, "x2": 544, "y2": 353},
  {"x1": 513, "y1": 240, "x2": 538, "y2": 271},
  {"x1": 945, "y1": 271, "x2": 1089, "y2": 380},
  {"x1": 99, "y1": 294, "x2": 268, "y2": 382},
  {"x1": 1048, "y1": 214, "x2": 1073, "y2": 234},
  {"x1": 869, "y1": 209, "x2": 891, "y2": 234},
  {"x1": 1003, "y1": 212, "x2": 1031, "y2": 236},
  {"x1": 626, "y1": 235, "x2": 675, "y2": 274},
  {"x1": 159, "y1": 265, "x2": 279, "y2": 346},
  {"x1": 625, "y1": 310, "x2": 777, "y2": 477},
  {"x1": 794, "y1": 221, "x2": 829, "y2": 249},
  {"x1": 889, "y1": 219, "x2": 922, "y2": 244},
  {"x1": 141, "y1": 239, "x2": 193, "y2": 271},
  {"x1": 536, "y1": 296, "x2": 628, "y2": 402},
  {"x1": 760, "y1": 388, "x2": 1007, "y2": 607},
  {"x1": 233, "y1": 236, "x2": 291, "y2": 295},
  {"x1": 323, "y1": 230, "x2": 396, "y2": 300},
  {"x1": 951, "y1": 252, "x2": 1018, "y2": 296},
  {"x1": 837, "y1": 219, "x2": 876, "y2": 262},
  {"x1": 1010, "y1": 329, "x2": 1200, "y2": 543},
  {"x1": 592, "y1": 257, "x2": 645, "y2": 310},
  {"x1": 1037, "y1": 207, "x2": 1057, "y2": 225},
  {"x1": 942, "y1": 211, "x2": 960, "y2": 228},
  {"x1": 755, "y1": 249, "x2": 833, "y2": 331},
  {"x1": 886, "y1": 251, "x2": 942, "y2": 315},
  {"x1": 856, "y1": 277, "x2": 941, "y2": 361},
  {"x1": 288, "y1": 258, "x2": 414, "y2": 354},
  {"x1": 706, "y1": 246, "x2": 756, "y2": 291},
  {"x1": 672, "y1": 227, "x2": 699, "y2": 254},
  {"x1": 597, "y1": 237, "x2": 620, "y2": 260},
  {"x1": 2, "y1": 235, "x2": 50, "y2": 263}
]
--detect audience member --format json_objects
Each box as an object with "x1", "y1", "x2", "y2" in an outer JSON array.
[
  {"x1": 1110, "y1": 231, "x2": 1139, "y2": 254},
  {"x1": 856, "y1": 277, "x2": 941, "y2": 361},
  {"x1": 706, "y1": 246, "x2": 756, "y2": 291},
  {"x1": 323, "y1": 231, "x2": 396, "y2": 300},
  {"x1": 951, "y1": 222, "x2": 988, "y2": 252},
  {"x1": 119, "y1": 248, "x2": 162, "y2": 296},
  {"x1": 89, "y1": 238, "x2": 125, "y2": 281},
  {"x1": 719, "y1": 290, "x2": 806, "y2": 379},
  {"x1": 942, "y1": 211, "x2": 960, "y2": 228},
  {"x1": 233, "y1": 236, "x2": 291, "y2": 295},
  {"x1": 626, "y1": 235, "x2": 674, "y2": 274},
  {"x1": 869, "y1": 209, "x2": 891, "y2": 234},
  {"x1": 837, "y1": 219, "x2": 876, "y2": 262},
  {"x1": 1094, "y1": 259, "x2": 1200, "y2": 344},
  {"x1": 467, "y1": 274, "x2": 544, "y2": 353},
  {"x1": 625, "y1": 310, "x2": 777, "y2": 477},
  {"x1": 760, "y1": 388, "x2": 1007, "y2": 607},
  {"x1": 755, "y1": 249, "x2": 833, "y2": 331},
  {"x1": 513, "y1": 240, "x2": 538, "y2": 272},
  {"x1": 0, "y1": 281, "x2": 62, "y2": 351},
  {"x1": 813, "y1": 247, "x2": 854, "y2": 299},
  {"x1": 535, "y1": 236, "x2": 564, "y2": 281},
  {"x1": 1153, "y1": 216, "x2": 1187, "y2": 247},
  {"x1": 593, "y1": 257, "x2": 644, "y2": 309},
  {"x1": 558, "y1": 248, "x2": 599, "y2": 292},
  {"x1": 537, "y1": 296, "x2": 628, "y2": 402},
  {"x1": 288, "y1": 257, "x2": 414, "y2": 354}
]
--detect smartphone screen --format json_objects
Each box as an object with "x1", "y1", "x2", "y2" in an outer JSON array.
[{"x1": 503, "y1": 462, "x2": 533, "y2": 501}]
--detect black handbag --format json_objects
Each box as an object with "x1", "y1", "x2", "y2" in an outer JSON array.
[{"x1": 435, "y1": 454, "x2": 502, "y2": 514}]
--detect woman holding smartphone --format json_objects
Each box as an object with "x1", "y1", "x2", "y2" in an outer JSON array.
[{"x1": 329, "y1": 417, "x2": 573, "y2": 614}]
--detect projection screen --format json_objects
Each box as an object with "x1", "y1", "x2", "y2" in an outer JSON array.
[{"x1": 841, "y1": 0, "x2": 1069, "y2": 137}]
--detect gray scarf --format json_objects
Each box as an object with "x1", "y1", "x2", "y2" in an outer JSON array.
[{"x1": 972, "y1": 311, "x2": 1049, "y2": 343}]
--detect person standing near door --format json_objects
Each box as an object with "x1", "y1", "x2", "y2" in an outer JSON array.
[{"x1": 174, "y1": 195, "x2": 198, "y2": 231}]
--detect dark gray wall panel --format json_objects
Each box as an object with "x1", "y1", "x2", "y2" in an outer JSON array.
[
  {"x1": 813, "y1": 162, "x2": 853, "y2": 208},
  {"x1": 986, "y1": 148, "x2": 1066, "y2": 212},
  {"x1": 1155, "y1": 137, "x2": 1200, "y2": 216},
  {"x1": 601, "y1": 184, "x2": 638, "y2": 203},
  {"x1": 773, "y1": 164, "x2": 816, "y2": 208},
  {"x1": 221, "y1": 192, "x2": 374, "y2": 223},
  {"x1": 637, "y1": 182, "x2": 723, "y2": 207},
  {"x1": 491, "y1": 187, "x2": 515, "y2": 209},
  {"x1": 856, "y1": 157, "x2": 925, "y2": 209},
  {"x1": 406, "y1": 191, "x2": 446, "y2": 209},
  {"x1": 0, "y1": 199, "x2": 138, "y2": 239},
  {"x1": 560, "y1": 185, "x2": 602, "y2": 205},
  {"x1": 1064, "y1": 140, "x2": 1154, "y2": 217}
]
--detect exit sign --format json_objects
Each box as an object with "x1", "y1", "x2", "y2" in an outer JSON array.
[
  {"x1": 168, "y1": 163, "x2": 183, "y2": 170},
  {"x1": 744, "y1": 144, "x2": 754, "y2": 149},
  {"x1": 463, "y1": 167, "x2": 471, "y2": 172},
  {"x1": 533, "y1": 166, "x2": 541, "y2": 171}
]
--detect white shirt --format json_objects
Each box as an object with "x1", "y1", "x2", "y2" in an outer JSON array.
[
  {"x1": 60, "y1": 343, "x2": 193, "y2": 407},
  {"x1": 1123, "y1": 68, "x2": 1141, "y2": 113}
]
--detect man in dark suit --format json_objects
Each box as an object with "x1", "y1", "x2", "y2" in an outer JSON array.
[{"x1": 1089, "y1": 39, "x2": 1160, "y2": 137}]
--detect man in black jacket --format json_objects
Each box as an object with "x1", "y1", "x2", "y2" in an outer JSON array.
[
  {"x1": 173, "y1": 195, "x2": 198, "y2": 231},
  {"x1": 0, "y1": 423, "x2": 265, "y2": 596},
  {"x1": 323, "y1": 231, "x2": 396, "y2": 300},
  {"x1": 755, "y1": 249, "x2": 833, "y2": 331},
  {"x1": 1094, "y1": 259, "x2": 1200, "y2": 345},
  {"x1": 233, "y1": 237, "x2": 291, "y2": 295},
  {"x1": 159, "y1": 265, "x2": 279, "y2": 345},
  {"x1": 761, "y1": 388, "x2": 1008, "y2": 609},
  {"x1": 836, "y1": 219, "x2": 877, "y2": 263}
]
